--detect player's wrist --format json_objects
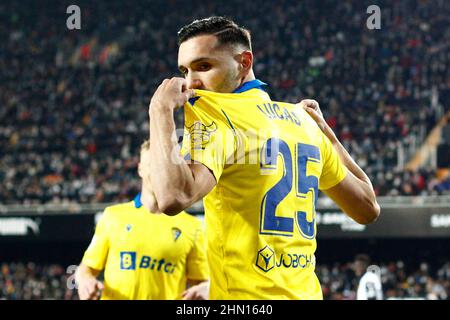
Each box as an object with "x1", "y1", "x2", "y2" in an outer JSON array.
[
  {"x1": 75, "y1": 273, "x2": 96, "y2": 286},
  {"x1": 149, "y1": 100, "x2": 175, "y2": 115}
]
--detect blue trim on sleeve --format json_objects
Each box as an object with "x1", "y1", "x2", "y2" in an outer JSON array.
[
  {"x1": 232, "y1": 79, "x2": 268, "y2": 93},
  {"x1": 188, "y1": 96, "x2": 201, "y2": 106},
  {"x1": 133, "y1": 193, "x2": 142, "y2": 208}
]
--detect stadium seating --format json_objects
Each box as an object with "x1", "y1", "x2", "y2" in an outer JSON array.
[{"x1": 0, "y1": 0, "x2": 448, "y2": 205}]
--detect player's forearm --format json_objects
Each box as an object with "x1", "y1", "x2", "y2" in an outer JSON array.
[
  {"x1": 325, "y1": 128, "x2": 380, "y2": 221},
  {"x1": 149, "y1": 105, "x2": 196, "y2": 214},
  {"x1": 332, "y1": 140, "x2": 373, "y2": 189},
  {"x1": 323, "y1": 125, "x2": 374, "y2": 189},
  {"x1": 75, "y1": 263, "x2": 103, "y2": 300},
  {"x1": 75, "y1": 263, "x2": 99, "y2": 283},
  {"x1": 302, "y1": 101, "x2": 379, "y2": 223}
]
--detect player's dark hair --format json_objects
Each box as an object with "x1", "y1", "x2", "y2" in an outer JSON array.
[
  {"x1": 355, "y1": 254, "x2": 371, "y2": 267},
  {"x1": 177, "y1": 16, "x2": 252, "y2": 50}
]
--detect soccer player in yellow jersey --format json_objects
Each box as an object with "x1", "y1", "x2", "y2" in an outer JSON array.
[
  {"x1": 147, "y1": 17, "x2": 380, "y2": 299},
  {"x1": 74, "y1": 140, "x2": 209, "y2": 300}
]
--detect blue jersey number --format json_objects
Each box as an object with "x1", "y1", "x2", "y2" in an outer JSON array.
[{"x1": 260, "y1": 138, "x2": 320, "y2": 239}]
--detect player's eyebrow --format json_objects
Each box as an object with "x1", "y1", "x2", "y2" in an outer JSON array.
[{"x1": 178, "y1": 57, "x2": 212, "y2": 71}]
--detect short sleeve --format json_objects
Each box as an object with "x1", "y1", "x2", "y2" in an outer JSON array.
[
  {"x1": 81, "y1": 208, "x2": 111, "y2": 270},
  {"x1": 319, "y1": 132, "x2": 348, "y2": 190},
  {"x1": 181, "y1": 101, "x2": 236, "y2": 181},
  {"x1": 185, "y1": 219, "x2": 209, "y2": 281}
]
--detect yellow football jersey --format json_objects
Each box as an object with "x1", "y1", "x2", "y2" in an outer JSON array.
[
  {"x1": 181, "y1": 80, "x2": 347, "y2": 300},
  {"x1": 81, "y1": 194, "x2": 209, "y2": 300}
]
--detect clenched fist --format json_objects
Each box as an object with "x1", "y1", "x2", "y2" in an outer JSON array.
[
  {"x1": 149, "y1": 77, "x2": 196, "y2": 114},
  {"x1": 297, "y1": 99, "x2": 337, "y2": 143}
]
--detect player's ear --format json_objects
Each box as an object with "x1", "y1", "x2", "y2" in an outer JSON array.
[
  {"x1": 137, "y1": 162, "x2": 143, "y2": 178},
  {"x1": 240, "y1": 50, "x2": 253, "y2": 75}
]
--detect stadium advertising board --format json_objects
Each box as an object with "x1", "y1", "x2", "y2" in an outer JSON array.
[
  {"x1": 0, "y1": 207, "x2": 449, "y2": 242},
  {"x1": 316, "y1": 207, "x2": 450, "y2": 238},
  {"x1": 0, "y1": 213, "x2": 95, "y2": 242}
]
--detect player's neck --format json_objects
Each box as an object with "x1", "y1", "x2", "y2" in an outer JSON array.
[
  {"x1": 241, "y1": 70, "x2": 256, "y2": 85},
  {"x1": 140, "y1": 186, "x2": 161, "y2": 214}
]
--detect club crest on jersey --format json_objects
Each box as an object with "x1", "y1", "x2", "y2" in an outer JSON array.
[
  {"x1": 126, "y1": 224, "x2": 132, "y2": 232},
  {"x1": 185, "y1": 121, "x2": 217, "y2": 150},
  {"x1": 256, "y1": 245, "x2": 275, "y2": 272},
  {"x1": 172, "y1": 227, "x2": 182, "y2": 241}
]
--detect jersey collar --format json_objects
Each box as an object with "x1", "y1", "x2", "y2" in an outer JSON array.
[
  {"x1": 133, "y1": 193, "x2": 142, "y2": 208},
  {"x1": 232, "y1": 79, "x2": 268, "y2": 93}
]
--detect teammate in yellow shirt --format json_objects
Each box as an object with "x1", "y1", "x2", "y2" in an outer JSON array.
[
  {"x1": 75, "y1": 140, "x2": 209, "y2": 300},
  {"x1": 147, "y1": 17, "x2": 380, "y2": 299}
]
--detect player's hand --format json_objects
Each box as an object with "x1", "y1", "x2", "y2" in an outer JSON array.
[
  {"x1": 182, "y1": 281, "x2": 209, "y2": 300},
  {"x1": 297, "y1": 99, "x2": 325, "y2": 130},
  {"x1": 297, "y1": 99, "x2": 337, "y2": 143},
  {"x1": 149, "y1": 77, "x2": 196, "y2": 113},
  {"x1": 77, "y1": 277, "x2": 104, "y2": 300}
]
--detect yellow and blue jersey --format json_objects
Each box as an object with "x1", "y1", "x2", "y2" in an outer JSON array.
[
  {"x1": 181, "y1": 80, "x2": 347, "y2": 300},
  {"x1": 81, "y1": 193, "x2": 209, "y2": 300}
]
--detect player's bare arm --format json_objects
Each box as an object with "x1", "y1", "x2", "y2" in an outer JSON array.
[
  {"x1": 75, "y1": 263, "x2": 104, "y2": 300},
  {"x1": 298, "y1": 99, "x2": 380, "y2": 225},
  {"x1": 148, "y1": 77, "x2": 216, "y2": 215}
]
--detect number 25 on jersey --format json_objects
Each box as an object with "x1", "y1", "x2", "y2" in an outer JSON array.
[{"x1": 260, "y1": 138, "x2": 320, "y2": 240}]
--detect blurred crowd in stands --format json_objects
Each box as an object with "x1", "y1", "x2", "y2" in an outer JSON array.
[
  {"x1": 0, "y1": 0, "x2": 449, "y2": 205},
  {"x1": 1, "y1": 259, "x2": 448, "y2": 300},
  {"x1": 0, "y1": 263, "x2": 77, "y2": 300},
  {"x1": 317, "y1": 256, "x2": 450, "y2": 300}
]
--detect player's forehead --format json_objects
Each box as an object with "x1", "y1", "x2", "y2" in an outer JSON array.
[{"x1": 177, "y1": 34, "x2": 223, "y2": 67}]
